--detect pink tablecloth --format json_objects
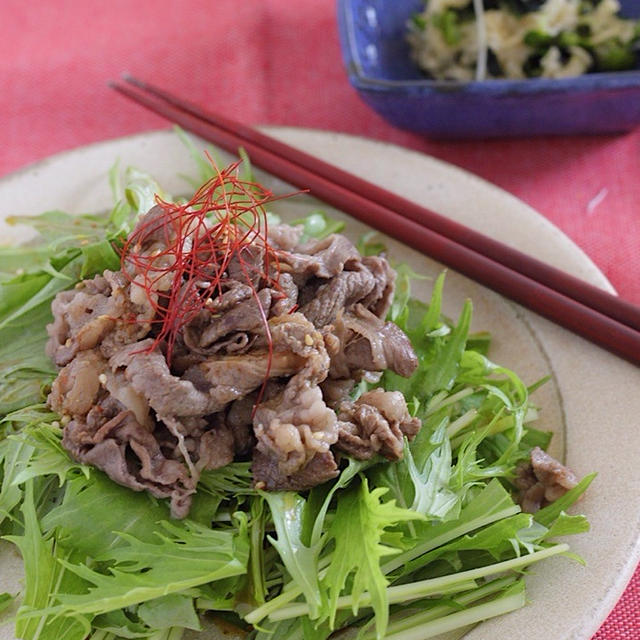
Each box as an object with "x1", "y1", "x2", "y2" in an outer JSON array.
[{"x1": 1, "y1": 1, "x2": 638, "y2": 637}]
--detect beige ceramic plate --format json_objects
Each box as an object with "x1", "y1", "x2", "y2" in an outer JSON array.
[{"x1": 0, "y1": 128, "x2": 639, "y2": 640}]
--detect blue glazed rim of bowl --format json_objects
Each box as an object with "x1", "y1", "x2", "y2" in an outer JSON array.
[{"x1": 336, "y1": 0, "x2": 640, "y2": 95}]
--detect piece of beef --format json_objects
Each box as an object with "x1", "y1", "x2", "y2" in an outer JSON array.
[
  {"x1": 109, "y1": 341, "x2": 214, "y2": 417},
  {"x1": 46, "y1": 275, "x2": 120, "y2": 366},
  {"x1": 252, "y1": 314, "x2": 338, "y2": 484},
  {"x1": 127, "y1": 204, "x2": 177, "y2": 253},
  {"x1": 335, "y1": 388, "x2": 421, "y2": 460},
  {"x1": 206, "y1": 281, "x2": 253, "y2": 312},
  {"x1": 111, "y1": 339, "x2": 306, "y2": 419},
  {"x1": 196, "y1": 419, "x2": 236, "y2": 472},
  {"x1": 185, "y1": 350, "x2": 306, "y2": 411},
  {"x1": 320, "y1": 378, "x2": 355, "y2": 408},
  {"x1": 300, "y1": 268, "x2": 377, "y2": 327},
  {"x1": 48, "y1": 350, "x2": 106, "y2": 417},
  {"x1": 270, "y1": 272, "x2": 298, "y2": 316},
  {"x1": 63, "y1": 410, "x2": 196, "y2": 519},
  {"x1": 225, "y1": 384, "x2": 284, "y2": 456},
  {"x1": 325, "y1": 305, "x2": 418, "y2": 379},
  {"x1": 183, "y1": 288, "x2": 271, "y2": 354},
  {"x1": 360, "y1": 256, "x2": 396, "y2": 319},
  {"x1": 267, "y1": 223, "x2": 304, "y2": 250},
  {"x1": 226, "y1": 245, "x2": 265, "y2": 288},
  {"x1": 45, "y1": 267, "x2": 161, "y2": 367},
  {"x1": 516, "y1": 446, "x2": 580, "y2": 513},
  {"x1": 252, "y1": 450, "x2": 338, "y2": 491},
  {"x1": 278, "y1": 233, "x2": 360, "y2": 281}
]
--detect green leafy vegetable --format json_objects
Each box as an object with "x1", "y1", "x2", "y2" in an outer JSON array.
[
  {"x1": 290, "y1": 210, "x2": 345, "y2": 241},
  {"x1": 320, "y1": 478, "x2": 423, "y2": 638},
  {"x1": 0, "y1": 592, "x2": 14, "y2": 614}
]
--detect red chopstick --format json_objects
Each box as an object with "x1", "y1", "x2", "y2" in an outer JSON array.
[
  {"x1": 110, "y1": 75, "x2": 640, "y2": 365},
  {"x1": 118, "y1": 74, "x2": 640, "y2": 334}
]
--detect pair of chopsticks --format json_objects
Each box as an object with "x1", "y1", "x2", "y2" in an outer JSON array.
[{"x1": 111, "y1": 74, "x2": 640, "y2": 366}]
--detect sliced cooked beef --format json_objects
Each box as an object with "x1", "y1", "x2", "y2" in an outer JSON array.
[
  {"x1": 46, "y1": 275, "x2": 120, "y2": 366},
  {"x1": 530, "y1": 446, "x2": 579, "y2": 499},
  {"x1": 110, "y1": 339, "x2": 304, "y2": 419},
  {"x1": 278, "y1": 234, "x2": 360, "y2": 280},
  {"x1": 516, "y1": 446, "x2": 580, "y2": 513},
  {"x1": 325, "y1": 305, "x2": 418, "y2": 379},
  {"x1": 253, "y1": 383, "x2": 337, "y2": 477},
  {"x1": 48, "y1": 350, "x2": 106, "y2": 417},
  {"x1": 110, "y1": 341, "x2": 214, "y2": 417},
  {"x1": 270, "y1": 273, "x2": 298, "y2": 316},
  {"x1": 63, "y1": 410, "x2": 197, "y2": 519},
  {"x1": 320, "y1": 378, "x2": 355, "y2": 408},
  {"x1": 185, "y1": 350, "x2": 306, "y2": 409},
  {"x1": 336, "y1": 388, "x2": 421, "y2": 460},
  {"x1": 183, "y1": 288, "x2": 271, "y2": 354},
  {"x1": 267, "y1": 223, "x2": 303, "y2": 250},
  {"x1": 360, "y1": 256, "x2": 396, "y2": 319},
  {"x1": 128, "y1": 204, "x2": 177, "y2": 253},
  {"x1": 196, "y1": 419, "x2": 236, "y2": 472},
  {"x1": 252, "y1": 314, "x2": 338, "y2": 484},
  {"x1": 206, "y1": 281, "x2": 253, "y2": 312},
  {"x1": 45, "y1": 267, "x2": 161, "y2": 366},
  {"x1": 227, "y1": 245, "x2": 265, "y2": 288},
  {"x1": 300, "y1": 268, "x2": 377, "y2": 327},
  {"x1": 46, "y1": 203, "x2": 422, "y2": 517},
  {"x1": 252, "y1": 449, "x2": 338, "y2": 491}
]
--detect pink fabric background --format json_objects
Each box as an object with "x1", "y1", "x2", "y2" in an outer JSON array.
[{"x1": 1, "y1": 1, "x2": 638, "y2": 636}]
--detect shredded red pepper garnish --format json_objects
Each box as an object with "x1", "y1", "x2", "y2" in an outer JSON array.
[{"x1": 120, "y1": 159, "x2": 299, "y2": 408}]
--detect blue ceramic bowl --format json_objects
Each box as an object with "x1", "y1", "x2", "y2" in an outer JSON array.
[{"x1": 336, "y1": 0, "x2": 640, "y2": 138}]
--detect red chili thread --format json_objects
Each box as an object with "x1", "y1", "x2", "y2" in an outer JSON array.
[{"x1": 120, "y1": 159, "x2": 302, "y2": 411}]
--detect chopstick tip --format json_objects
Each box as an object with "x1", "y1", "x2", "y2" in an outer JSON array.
[{"x1": 121, "y1": 72, "x2": 145, "y2": 89}]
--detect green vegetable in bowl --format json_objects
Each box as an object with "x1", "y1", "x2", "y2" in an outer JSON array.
[{"x1": 408, "y1": 0, "x2": 640, "y2": 80}]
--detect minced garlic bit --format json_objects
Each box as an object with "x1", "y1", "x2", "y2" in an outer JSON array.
[
  {"x1": 61, "y1": 414, "x2": 71, "y2": 425},
  {"x1": 255, "y1": 481, "x2": 266, "y2": 490}
]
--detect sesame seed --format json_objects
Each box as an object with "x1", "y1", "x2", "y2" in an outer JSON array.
[
  {"x1": 255, "y1": 481, "x2": 266, "y2": 490},
  {"x1": 51, "y1": 421, "x2": 60, "y2": 429},
  {"x1": 61, "y1": 415, "x2": 71, "y2": 425},
  {"x1": 304, "y1": 334, "x2": 314, "y2": 346},
  {"x1": 98, "y1": 373, "x2": 107, "y2": 385}
]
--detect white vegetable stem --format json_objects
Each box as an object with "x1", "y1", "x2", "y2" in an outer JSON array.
[
  {"x1": 473, "y1": 0, "x2": 488, "y2": 81},
  {"x1": 384, "y1": 585, "x2": 526, "y2": 640},
  {"x1": 268, "y1": 544, "x2": 568, "y2": 621},
  {"x1": 244, "y1": 504, "x2": 520, "y2": 625},
  {"x1": 367, "y1": 575, "x2": 517, "y2": 639},
  {"x1": 381, "y1": 505, "x2": 520, "y2": 574}
]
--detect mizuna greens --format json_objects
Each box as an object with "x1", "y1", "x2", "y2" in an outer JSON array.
[{"x1": 0, "y1": 142, "x2": 593, "y2": 640}]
